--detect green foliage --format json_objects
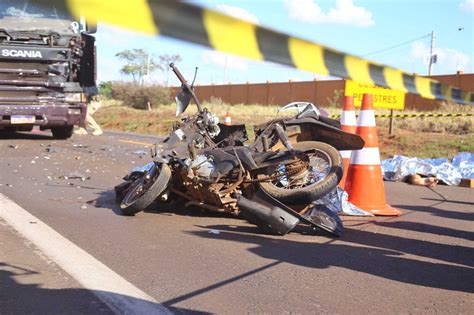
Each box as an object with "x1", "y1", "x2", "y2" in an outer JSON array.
[
  {"x1": 111, "y1": 82, "x2": 172, "y2": 110},
  {"x1": 115, "y1": 49, "x2": 162, "y2": 84},
  {"x1": 396, "y1": 134, "x2": 474, "y2": 159},
  {"x1": 159, "y1": 54, "x2": 182, "y2": 86},
  {"x1": 326, "y1": 89, "x2": 344, "y2": 107},
  {"x1": 98, "y1": 81, "x2": 113, "y2": 99}
]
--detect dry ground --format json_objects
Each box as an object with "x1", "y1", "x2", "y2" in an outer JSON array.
[{"x1": 94, "y1": 100, "x2": 473, "y2": 160}]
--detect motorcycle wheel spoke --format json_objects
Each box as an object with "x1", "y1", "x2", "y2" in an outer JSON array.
[{"x1": 270, "y1": 149, "x2": 332, "y2": 190}]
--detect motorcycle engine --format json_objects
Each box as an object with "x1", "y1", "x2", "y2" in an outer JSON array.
[
  {"x1": 198, "y1": 110, "x2": 220, "y2": 138},
  {"x1": 187, "y1": 154, "x2": 216, "y2": 177}
]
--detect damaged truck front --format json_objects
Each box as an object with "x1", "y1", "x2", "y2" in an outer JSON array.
[{"x1": 0, "y1": 1, "x2": 96, "y2": 139}]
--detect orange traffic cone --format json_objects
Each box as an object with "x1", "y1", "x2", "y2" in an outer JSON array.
[
  {"x1": 344, "y1": 93, "x2": 401, "y2": 216},
  {"x1": 339, "y1": 96, "x2": 357, "y2": 188},
  {"x1": 224, "y1": 111, "x2": 232, "y2": 126}
]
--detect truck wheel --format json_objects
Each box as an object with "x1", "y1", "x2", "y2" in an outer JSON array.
[{"x1": 51, "y1": 126, "x2": 74, "y2": 139}]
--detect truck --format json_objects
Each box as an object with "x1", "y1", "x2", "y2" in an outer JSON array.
[{"x1": 0, "y1": 1, "x2": 96, "y2": 139}]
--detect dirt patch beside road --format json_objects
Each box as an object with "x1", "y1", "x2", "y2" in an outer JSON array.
[{"x1": 94, "y1": 104, "x2": 473, "y2": 160}]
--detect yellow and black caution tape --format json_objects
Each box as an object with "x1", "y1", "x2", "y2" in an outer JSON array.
[
  {"x1": 54, "y1": 1, "x2": 474, "y2": 105},
  {"x1": 329, "y1": 112, "x2": 473, "y2": 119}
]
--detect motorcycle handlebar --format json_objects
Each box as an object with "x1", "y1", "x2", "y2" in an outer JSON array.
[{"x1": 170, "y1": 63, "x2": 188, "y2": 86}]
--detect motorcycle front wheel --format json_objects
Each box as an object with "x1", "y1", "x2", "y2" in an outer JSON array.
[
  {"x1": 259, "y1": 141, "x2": 343, "y2": 204},
  {"x1": 120, "y1": 163, "x2": 172, "y2": 216}
]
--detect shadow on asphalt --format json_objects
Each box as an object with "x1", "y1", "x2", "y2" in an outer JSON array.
[
  {"x1": 374, "y1": 220, "x2": 474, "y2": 241},
  {"x1": 0, "y1": 262, "x2": 175, "y2": 314},
  {"x1": 161, "y1": 260, "x2": 283, "y2": 311},
  {"x1": 421, "y1": 197, "x2": 474, "y2": 206},
  {"x1": 93, "y1": 188, "x2": 241, "y2": 220},
  {"x1": 93, "y1": 189, "x2": 333, "y2": 238},
  {"x1": 187, "y1": 224, "x2": 474, "y2": 294},
  {"x1": 87, "y1": 189, "x2": 123, "y2": 216},
  {"x1": 0, "y1": 131, "x2": 54, "y2": 140},
  {"x1": 394, "y1": 204, "x2": 474, "y2": 221}
]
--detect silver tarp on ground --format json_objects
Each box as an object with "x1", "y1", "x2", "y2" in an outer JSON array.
[
  {"x1": 314, "y1": 187, "x2": 374, "y2": 217},
  {"x1": 381, "y1": 152, "x2": 474, "y2": 186}
]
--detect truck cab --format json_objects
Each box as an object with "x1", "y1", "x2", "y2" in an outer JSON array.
[{"x1": 0, "y1": 1, "x2": 96, "y2": 139}]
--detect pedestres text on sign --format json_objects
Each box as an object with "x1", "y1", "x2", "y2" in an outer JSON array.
[{"x1": 345, "y1": 80, "x2": 405, "y2": 110}]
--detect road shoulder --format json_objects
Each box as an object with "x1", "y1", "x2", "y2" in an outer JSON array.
[{"x1": 0, "y1": 193, "x2": 170, "y2": 314}]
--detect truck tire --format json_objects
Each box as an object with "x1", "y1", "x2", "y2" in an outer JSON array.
[
  {"x1": 51, "y1": 126, "x2": 74, "y2": 139},
  {"x1": 259, "y1": 141, "x2": 343, "y2": 204}
]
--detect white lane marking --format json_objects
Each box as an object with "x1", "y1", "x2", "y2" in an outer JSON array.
[{"x1": 0, "y1": 193, "x2": 170, "y2": 315}]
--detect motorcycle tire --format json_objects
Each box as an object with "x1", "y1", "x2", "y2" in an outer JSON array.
[
  {"x1": 259, "y1": 141, "x2": 342, "y2": 204},
  {"x1": 120, "y1": 163, "x2": 172, "y2": 216}
]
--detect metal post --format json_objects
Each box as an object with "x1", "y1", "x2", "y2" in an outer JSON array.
[
  {"x1": 143, "y1": 51, "x2": 150, "y2": 85},
  {"x1": 389, "y1": 109, "x2": 394, "y2": 135},
  {"x1": 224, "y1": 56, "x2": 228, "y2": 84},
  {"x1": 428, "y1": 31, "x2": 435, "y2": 76}
]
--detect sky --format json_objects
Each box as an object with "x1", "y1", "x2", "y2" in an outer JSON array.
[{"x1": 94, "y1": 0, "x2": 474, "y2": 86}]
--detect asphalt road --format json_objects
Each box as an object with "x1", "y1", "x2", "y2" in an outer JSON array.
[{"x1": 1, "y1": 130, "x2": 473, "y2": 314}]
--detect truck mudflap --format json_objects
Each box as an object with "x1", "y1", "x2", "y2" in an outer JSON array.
[{"x1": 0, "y1": 103, "x2": 86, "y2": 128}]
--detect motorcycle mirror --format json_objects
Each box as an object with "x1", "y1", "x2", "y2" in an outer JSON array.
[
  {"x1": 278, "y1": 102, "x2": 318, "y2": 115},
  {"x1": 175, "y1": 89, "x2": 192, "y2": 116},
  {"x1": 191, "y1": 67, "x2": 198, "y2": 88}
]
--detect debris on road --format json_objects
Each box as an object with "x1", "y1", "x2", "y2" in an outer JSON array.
[
  {"x1": 8, "y1": 144, "x2": 19, "y2": 149},
  {"x1": 45, "y1": 147, "x2": 58, "y2": 153},
  {"x1": 132, "y1": 150, "x2": 148, "y2": 156},
  {"x1": 459, "y1": 178, "x2": 474, "y2": 188},
  {"x1": 314, "y1": 187, "x2": 373, "y2": 217},
  {"x1": 208, "y1": 229, "x2": 221, "y2": 235},
  {"x1": 59, "y1": 172, "x2": 90, "y2": 182},
  {"x1": 72, "y1": 144, "x2": 89, "y2": 148}
]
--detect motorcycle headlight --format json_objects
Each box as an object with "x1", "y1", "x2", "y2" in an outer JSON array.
[{"x1": 210, "y1": 115, "x2": 219, "y2": 125}]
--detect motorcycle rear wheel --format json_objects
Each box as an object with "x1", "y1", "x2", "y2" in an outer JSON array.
[
  {"x1": 259, "y1": 141, "x2": 342, "y2": 204},
  {"x1": 120, "y1": 163, "x2": 171, "y2": 216}
]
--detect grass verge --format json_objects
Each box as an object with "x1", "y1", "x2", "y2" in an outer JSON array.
[{"x1": 95, "y1": 100, "x2": 473, "y2": 160}]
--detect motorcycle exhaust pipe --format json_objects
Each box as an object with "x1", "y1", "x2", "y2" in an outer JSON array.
[{"x1": 237, "y1": 195, "x2": 299, "y2": 236}]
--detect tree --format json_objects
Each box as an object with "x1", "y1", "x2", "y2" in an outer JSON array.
[
  {"x1": 98, "y1": 81, "x2": 113, "y2": 99},
  {"x1": 159, "y1": 54, "x2": 182, "y2": 86},
  {"x1": 115, "y1": 49, "x2": 162, "y2": 84}
]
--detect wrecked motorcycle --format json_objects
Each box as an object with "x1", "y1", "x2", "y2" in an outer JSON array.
[{"x1": 115, "y1": 63, "x2": 364, "y2": 236}]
